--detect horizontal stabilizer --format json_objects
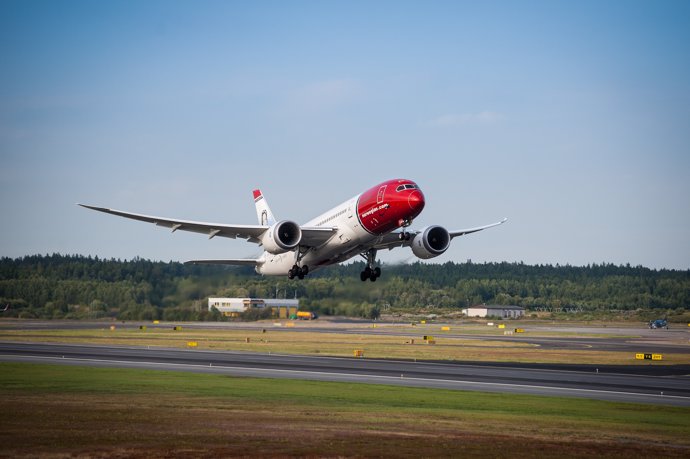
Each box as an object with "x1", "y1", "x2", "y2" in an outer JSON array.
[{"x1": 185, "y1": 259, "x2": 264, "y2": 266}]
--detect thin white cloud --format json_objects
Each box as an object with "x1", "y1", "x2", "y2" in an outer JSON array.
[{"x1": 425, "y1": 111, "x2": 503, "y2": 127}]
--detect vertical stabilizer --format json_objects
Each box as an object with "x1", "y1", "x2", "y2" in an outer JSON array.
[{"x1": 253, "y1": 189, "x2": 276, "y2": 226}]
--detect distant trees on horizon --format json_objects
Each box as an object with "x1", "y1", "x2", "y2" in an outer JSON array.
[{"x1": 0, "y1": 254, "x2": 688, "y2": 321}]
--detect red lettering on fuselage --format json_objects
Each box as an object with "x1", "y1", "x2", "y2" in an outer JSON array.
[{"x1": 356, "y1": 179, "x2": 425, "y2": 234}]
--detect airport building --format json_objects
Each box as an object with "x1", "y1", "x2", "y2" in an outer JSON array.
[
  {"x1": 208, "y1": 297, "x2": 299, "y2": 318},
  {"x1": 462, "y1": 305, "x2": 525, "y2": 319}
]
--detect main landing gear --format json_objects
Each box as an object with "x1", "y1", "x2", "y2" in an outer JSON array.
[
  {"x1": 288, "y1": 264, "x2": 308, "y2": 280},
  {"x1": 288, "y1": 246, "x2": 310, "y2": 280},
  {"x1": 360, "y1": 266, "x2": 381, "y2": 282},
  {"x1": 360, "y1": 249, "x2": 382, "y2": 282}
]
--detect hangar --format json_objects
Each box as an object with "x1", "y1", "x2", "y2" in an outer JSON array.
[
  {"x1": 462, "y1": 305, "x2": 525, "y2": 319},
  {"x1": 208, "y1": 298, "x2": 299, "y2": 318}
]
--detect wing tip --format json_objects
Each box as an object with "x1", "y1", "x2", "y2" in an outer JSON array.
[{"x1": 78, "y1": 203, "x2": 108, "y2": 212}]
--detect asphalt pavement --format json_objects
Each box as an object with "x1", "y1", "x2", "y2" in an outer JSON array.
[{"x1": 2, "y1": 341, "x2": 689, "y2": 407}]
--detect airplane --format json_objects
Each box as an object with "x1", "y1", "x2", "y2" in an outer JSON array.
[{"x1": 79, "y1": 178, "x2": 506, "y2": 281}]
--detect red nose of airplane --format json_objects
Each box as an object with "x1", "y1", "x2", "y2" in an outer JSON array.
[{"x1": 408, "y1": 189, "x2": 425, "y2": 215}]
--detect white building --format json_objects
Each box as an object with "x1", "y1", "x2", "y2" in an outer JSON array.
[
  {"x1": 462, "y1": 305, "x2": 525, "y2": 319},
  {"x1": 208, "y1": 298, "x2": 299, "y2": 317}
]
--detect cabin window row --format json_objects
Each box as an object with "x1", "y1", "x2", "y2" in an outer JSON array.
[{"x1": 317, "y1": 208, "x2": 347, "y2": 226}]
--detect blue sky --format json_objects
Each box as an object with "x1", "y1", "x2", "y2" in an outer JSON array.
[{"x1": 1, "y1": 1, "x2": 689, "y2": 269}]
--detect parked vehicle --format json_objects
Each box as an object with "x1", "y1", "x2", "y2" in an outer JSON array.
[
  {"x1": 293, "y1": 311, "x2": 317, "y2": 320},
  {"x1": 648, "y1": 319, "x2": 668, "y2": 329}
]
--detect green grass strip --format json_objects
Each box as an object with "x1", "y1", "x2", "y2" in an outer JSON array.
[{"x1": 2, "y1": 362, "x2": 689, "y2": 433}]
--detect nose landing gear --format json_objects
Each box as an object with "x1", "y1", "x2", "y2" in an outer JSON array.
[{"x1": 398, "y1": 218, "x2": 413, "y2": 241}]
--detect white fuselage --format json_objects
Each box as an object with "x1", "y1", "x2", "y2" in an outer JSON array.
[{"x1": 256, "y1": 195, "x2": 375, "y2": 275}]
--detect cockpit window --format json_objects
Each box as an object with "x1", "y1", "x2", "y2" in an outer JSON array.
[
  {"x1": 396, "y1": 184, "x2": 418, "y2": 192},
  {"x1": 405, "y1": 184, "x2": 417, "y2": 189},
  {"x1": 396, "y1": 185, "x2": 405, "y2": 192}
]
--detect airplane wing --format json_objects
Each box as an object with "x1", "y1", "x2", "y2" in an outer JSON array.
[
  {"x1": 299, "y1": 226, "x2": 339, "y2": 246},
  {"x1": 79, "y1": 204, "x2": 267, "y2": 242},
  {"x1": 78, "y1": 204, "x2": 336, "y2": 247},
  {"x1": 372, "y1": 218, "x2": 508, "y2": 251},
  {"x1": 449, "y1": 218, "x2": 508, "y2": 239},
  {"x1": 372, "y1": 233, "x2": 408, "y2": 251}
]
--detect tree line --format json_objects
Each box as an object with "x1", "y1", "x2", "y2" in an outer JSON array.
[{"x1": 0, "y1": 254, "x2": 688, "y2": 321}]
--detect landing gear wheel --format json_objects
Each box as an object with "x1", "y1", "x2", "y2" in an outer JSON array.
[
  {"x1": 289, "y1": 264, "x2": 309, "y2": 280},
  {"x1": 360, "y1": 248, "x2": 383, "y2": 282}
]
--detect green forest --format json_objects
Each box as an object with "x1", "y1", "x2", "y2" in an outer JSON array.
[{"x1": 1, "y1": 254, "x2": 688, "y2": 321}]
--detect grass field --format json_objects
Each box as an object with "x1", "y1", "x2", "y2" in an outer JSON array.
[
  {"x1": 1, "y1": 325, "x2": 689, "y2": 365},
  {"x1": 1, "y1": 362, "x2": 689, "y2": 458}
]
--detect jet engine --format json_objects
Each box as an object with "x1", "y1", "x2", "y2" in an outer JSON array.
[
  {"x1": 411, "y1": 225, "x2": 451, "y2": 259},
  {"x1": 261, "y1": 220, "x2": 302, "y2": 254}
]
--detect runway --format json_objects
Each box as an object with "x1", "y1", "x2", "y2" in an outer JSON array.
[{"x1": 2, "y1": 341, "x2": 689, "y2": 407}]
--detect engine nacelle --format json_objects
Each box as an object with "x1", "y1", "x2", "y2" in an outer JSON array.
[
  {"x1": 411, "y1": 225, "x2": 451, "y2": 259},
  {"x1": 261, "y1": 220, "x2": 302, "y2": 254}
]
